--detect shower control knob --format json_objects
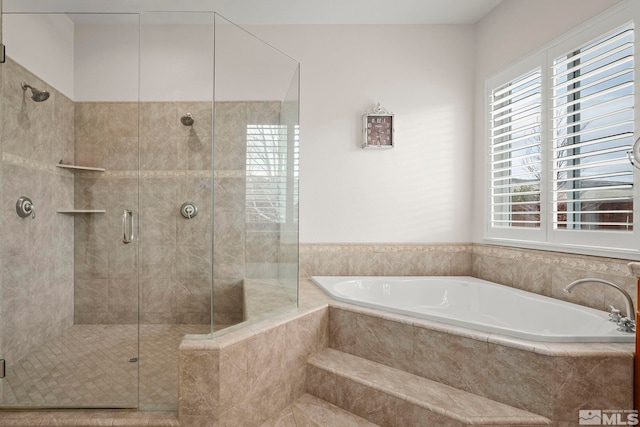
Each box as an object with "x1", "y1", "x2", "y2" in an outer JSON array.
[
  {"x1": 180, "y1": 202, "x2": 198, "y2": 219},
  {"x1": 16, "y1": 196, "x2": 36, "y2": 219}
]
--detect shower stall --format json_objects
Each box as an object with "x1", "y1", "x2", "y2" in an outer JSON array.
[{"x1": 0, "y1": 10, "x2": 299, "y2": 411}]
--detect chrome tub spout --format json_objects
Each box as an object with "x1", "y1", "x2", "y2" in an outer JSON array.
[{"x1": 563, "y1": 278, "x2": 635, "y2": 333}]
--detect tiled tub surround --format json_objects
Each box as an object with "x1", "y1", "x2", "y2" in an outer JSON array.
[
  {"x1": 300, "y1": 243, "x2": 638, "y2": 318},
  {"x1": 322, "y1": 301, "x2": 633, "y2": 425},
  {"x1": 178, "y1": 278, "x2": 634, "y2": 427}
]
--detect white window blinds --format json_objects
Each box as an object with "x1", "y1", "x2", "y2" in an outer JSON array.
[
  {"x1": 489, "y1": 68, "x2": 543, "y2": 229},
  {"x1": 551, "y1": 24, "x2": 634, "y2": 231},
  {"x1": 246, "y1": 124, "x2": 299, "y2": 224}
]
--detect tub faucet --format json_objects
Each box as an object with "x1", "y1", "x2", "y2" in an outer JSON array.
[{"x1": 563, "y1": 278, "x2": 636, "y2": 333}]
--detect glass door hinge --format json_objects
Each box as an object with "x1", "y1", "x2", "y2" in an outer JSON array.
[
  {"x1": 0, "y1": 45, "x2": 5, "y2": 64},
  {"x1": 0, "y1": 359, "x2": 5, "y2": 378}
]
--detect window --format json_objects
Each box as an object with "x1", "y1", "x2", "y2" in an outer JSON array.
[
  {"x1": 485, "y1": 7, "x2": 639, "y2": 256},
  {"x1": 551, "y1": 25, "x2": 634, "y2": 231},
  {"x1": 490, "y1": 68, "x2": 543, "y2": 229},
  {"x1": 246, "y1": 124, "x2": 299, "y2": 225}
]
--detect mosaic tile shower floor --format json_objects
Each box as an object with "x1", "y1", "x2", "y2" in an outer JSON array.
[{"x1": 0, "y1": 324, "x2": 210, "y2": 409}]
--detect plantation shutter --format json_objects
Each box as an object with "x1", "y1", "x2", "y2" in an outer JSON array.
[
  {"x1": 489, "y1": 68, "x2": 543, "y2": 229},
  {"x1": 551, "y1": 24, "x2": 634, "y2": 231},
  {"x1": 246, "y1": 125, "x2": 288, "y2": 223},
  {"x1": 246, "y1": 124, "x2": 299, "y2": 224}
]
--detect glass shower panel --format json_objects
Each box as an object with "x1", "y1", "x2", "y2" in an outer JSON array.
[
  {"x1": 278, "y1": 66, "x2": 301, "y2": 309},
  {"x1": 0, "y1": 13, "x2": 140, "y2": 408},
  {"x1": 139, "y1": 12, "x2": 214, "y2": 411},
  {"x1": 213, "y1": 14, "x2": 300, "y2": 330}
]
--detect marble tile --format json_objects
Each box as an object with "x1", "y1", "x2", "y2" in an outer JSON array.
[
  {"x1": 75, "y1": 278, "x2": 109, "y2": 313},
  {"x1": 141, "y1": 278, "x2": 178, "y2": 315},
  {"x1": 214, "y1": 102, "x2": 247, "y2": 139},
  {"x1": 334, "y1": 376, "x2": 397, "y2": 427},
  {"x1": 219, "y1": 341, "x2": 249, "y2": 412},
  {"x1": 553, "y1": 355, "x2": 634, "y2": 422},
  {"x1": 511, "y1": 258, "x2": 552, "y2": 296},
  {"x1": 108, "y1": 240, "x2": 138, "y2": 279},
  {"x1": 176, "y1": 245, "x2": 212, "y2": 281},
  {"x1": 396, "y1": 400, "x2": 464, "y2": 427},
  {"x1": 329, "y1": 307, "x2": 357, "y2": 354},
  {"x1": 291, "y1": 394, "x2": 379, "y2": 427},
  {"x1": 412, "y1": 326, "x2": 488, "y2": 395},
  {"x1": 108, "y1": 278, "x2": 139, "y2": 314},
  {"x1": 213, "y1": 244, "x2": 245, "y2": 279},
  {"x1": 246, "y1": 323, "x2": 289, "y2": 395},
  {"x1": 178, "y1": 350, "x2": 220, "y2": 417},
  {"x1": 140, "y1": 244, "x2": 177, "y2": 279},
  {"x1": 355, "y1": 313, "x2": 414, "y2": 372},
  {"x1": 177, "y1": 415, "x2": 218, "y2": 427},
  {"x1": 140, "y1": 102, "x2": 181, "y2": 138},
  {"x1": 213, "y1": 178, "x2": 245, "y2": 211},
  {"x1": 140, "y1": 136, "x2": 181, "y2": 170},
  {"x1": 305, "y1": 365, "x2": 337, "y2": 405},
  {"x1": 212, "y1": 283, "x2": 243, "y2": 325},
  {"x1": 471, "y1": 253, "x2": 514, "y2": 286},
  {"x1": 219, "y1": 378, "x2": 291, "y2": 427},
  {"x1": 259, "y1": 406, "x2": 297, "y2": 427},
  {"x1": 284, "y1": 309, "x2": 326, "y2": 368},
  {"x1": 74, "y1": 102, "x2": 109, "y2": 139},
  {"x1": 348, "y1": 251, "x2": 387, "y2": 276},
  {"x1": 177, "y1": 210, "x2": 212, "y2": 247},
  {"x1": 483, "y1": 342, "x2": 555, "y2": 419},
  {"x1": 176, "y1": 280, "x2": 211, "y2": 314}
]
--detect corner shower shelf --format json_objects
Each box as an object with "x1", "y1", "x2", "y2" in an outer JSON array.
[
  {"x1": 56, "y1": 163, "x2": 105, "y2": 172},
  {"x1": 57, "y1": 210, "x2": 106, "y2": 214}
]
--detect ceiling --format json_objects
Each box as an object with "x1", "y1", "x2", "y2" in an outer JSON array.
[{"x1": 4, "y1": 0, "x2": 504, "y2": 25}]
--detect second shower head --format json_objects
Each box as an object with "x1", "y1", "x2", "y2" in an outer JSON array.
[
  {"x1": 21, "y1": 81, "x2": 50, "y2": 102},
  {"x1": 180, "y1": 113, "x2": 194, "y2": 127}
]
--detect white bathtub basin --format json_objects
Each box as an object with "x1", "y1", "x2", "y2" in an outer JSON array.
[{"x1": 311, "y1": 276, "x2": 635, "y2": 343}]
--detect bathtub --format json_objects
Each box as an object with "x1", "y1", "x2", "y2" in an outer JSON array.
[{"x1": 311, "y1": 276, "x2": 635, "y2": 343}]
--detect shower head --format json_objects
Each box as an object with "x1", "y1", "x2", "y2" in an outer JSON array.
[
  {"x1": 180, "y1": 113, "x2": 194, "y2": 126},
  {"x1": 21, "y1": 81, "x2": 50, "y2": 102}
]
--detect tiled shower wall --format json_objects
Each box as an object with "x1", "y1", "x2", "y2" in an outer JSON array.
[
  {"x1": 213, "y1": 101, "x2": 284, "y2": 325},
  {"x1": 299, "y1": 243, "x2": 637, "y2": 315},
  {"x1": 0, "y1": 58, "x2": 75, "y2": 362},
  {"x1": 74, "y1": 101, "x2": 213, "y2": 325},
  {"x1": 74, "y1": 100, "x2": 284, "y2": 326}
]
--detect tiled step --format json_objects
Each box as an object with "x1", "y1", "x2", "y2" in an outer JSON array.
[
  {"x1": 260, "y1": 393, "x2": 379, "y2": 427},
  {"x1": 306, "y1": 348, "x2": 552, "y2": 427}
]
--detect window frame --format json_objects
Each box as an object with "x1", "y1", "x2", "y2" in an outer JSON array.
[{"x1": 483, "y1": 0, "x2": 640, "y2": 259}]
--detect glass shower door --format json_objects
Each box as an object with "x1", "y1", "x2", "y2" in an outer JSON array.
[
  {"x1": 138, "y1": 12, "x2": 214, "y2": 411},
  {"x1": 0, "y1": 13, "x2": 140, "y2": 408}
]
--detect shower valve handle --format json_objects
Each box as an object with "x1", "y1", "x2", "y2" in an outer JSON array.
[
  {"x1": 16, "y1": 196, "x2": 35, "y2": 219},
  {"x1": 180, "y1": 202, "x2": 198, "y2": 219}
]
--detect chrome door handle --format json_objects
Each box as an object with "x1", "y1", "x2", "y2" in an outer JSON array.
[{"x1": 122, "y1": 209, "x2": 134, "y2": 244}]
